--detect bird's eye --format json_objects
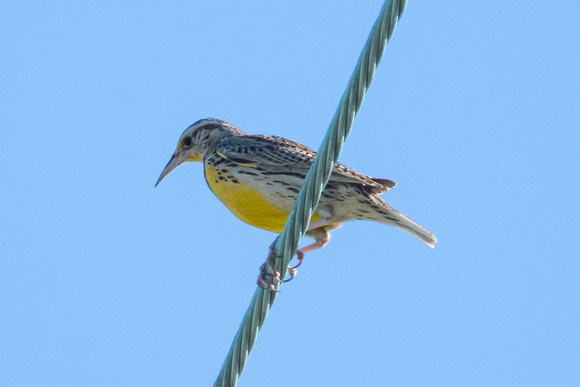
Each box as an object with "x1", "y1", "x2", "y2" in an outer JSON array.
[{"x1": 183, "y1": 136, "x2": 192, "y2": 147}]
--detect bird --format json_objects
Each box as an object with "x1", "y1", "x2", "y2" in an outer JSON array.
[{"x1": 156, "y1": 118, "x2": 436, "y2": 287}]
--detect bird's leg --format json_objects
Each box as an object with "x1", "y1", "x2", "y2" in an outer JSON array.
[
  {"x1": 291, "y1": 233, "x2": 330, "y2": 269},
  {"x1": 307, "y1": 217, "x2": 333, "y2": 230},
  {"x1": 283, "y1": 227, "x2": 331, "y2": 283}
]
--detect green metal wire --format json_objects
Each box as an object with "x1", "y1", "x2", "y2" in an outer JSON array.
[{"x1": 214, "y1": 1, "x2": 407, "y2": 385}]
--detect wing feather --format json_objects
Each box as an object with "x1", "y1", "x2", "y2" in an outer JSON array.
[{"x1": 217, "y1": 134, "x2": 395, "y2": 193}]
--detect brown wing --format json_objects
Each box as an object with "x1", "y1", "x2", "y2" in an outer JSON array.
[{"x1": 217, "y1": 134, "x2": 396, "y2": 193}]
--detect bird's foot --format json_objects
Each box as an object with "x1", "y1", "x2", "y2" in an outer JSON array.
[
  {"x1": 257, "y1": 237, "x2": 306, "y2": 290},
  {"x1": 257, "y1": 237, "x2": 283, "y2": 292},
  {"x1": 281, "y1": 250, "x2": 304, "y2": 283}
]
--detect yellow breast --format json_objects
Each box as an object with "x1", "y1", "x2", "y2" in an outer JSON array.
[{"x1": 204, "y1": 163, "x2": 319, "y2": 233}]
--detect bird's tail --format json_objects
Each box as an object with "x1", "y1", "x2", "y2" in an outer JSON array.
[{"x1": 366, "y1": 196, "x2": 437, "y2": 248}]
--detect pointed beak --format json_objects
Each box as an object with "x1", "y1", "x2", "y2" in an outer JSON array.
[{"x1": 155, "y1": 151, "x2": 188, "y2": 187}]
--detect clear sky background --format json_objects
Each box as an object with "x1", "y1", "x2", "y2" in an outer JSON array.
[{"x1": 1, "y1": 1, "x2": 578, "y2": 386}]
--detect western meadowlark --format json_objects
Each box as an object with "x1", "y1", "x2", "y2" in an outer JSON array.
[{"x1": 156, "y1": 118, "x2": 436, "y2": 286}]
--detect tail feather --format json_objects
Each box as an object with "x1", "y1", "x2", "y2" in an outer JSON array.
[{"x1": 369, "y1": 196, "x2": 437, "y2": 248}]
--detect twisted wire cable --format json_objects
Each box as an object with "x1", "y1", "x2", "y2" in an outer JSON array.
[{"x1": 214, "y1": 1, "x2": 407, "y2": 385}]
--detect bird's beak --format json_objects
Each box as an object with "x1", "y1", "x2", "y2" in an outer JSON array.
[{"x1": 155, "y1": 151, "x2": 188, "y2": 187}]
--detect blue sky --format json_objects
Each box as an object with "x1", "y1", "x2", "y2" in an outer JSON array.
[{"x1": 1, "y1": 1, "x2": 578, "y2": 386}]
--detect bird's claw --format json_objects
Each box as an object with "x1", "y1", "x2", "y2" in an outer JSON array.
[
  {"x1": 257, "y1": 260, "x2": 282, "y2": 292},
  {"x1": 291, "y1": 250, "x2": 305, "y2": 269},
  {"x1": 281, "y1": 266, "x2": 298, "y2": 283}
]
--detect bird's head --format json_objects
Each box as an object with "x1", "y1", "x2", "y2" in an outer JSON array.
[{"x1": 155, "y1": 118, "x2": 243, "y2": 186}]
